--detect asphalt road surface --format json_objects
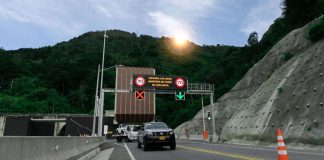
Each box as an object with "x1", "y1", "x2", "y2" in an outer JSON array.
[{"x1": 98, "y1": 140, "x2": 324, "y2": 160}]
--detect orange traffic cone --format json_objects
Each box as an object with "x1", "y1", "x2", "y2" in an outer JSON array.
[
  {"x1": 203, "y1": 131, "x2": 208, "y2": 142},
  {"x1": 277, "y1": 128, "x2": 288, "y2": 160}
]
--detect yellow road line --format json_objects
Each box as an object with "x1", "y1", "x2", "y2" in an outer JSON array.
[{"x1": 178, "y1": 145, "x2": 264, "y2": 160}]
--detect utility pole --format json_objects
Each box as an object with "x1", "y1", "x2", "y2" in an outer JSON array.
[
  {"x1": 98, "y1": 31, "x2": 107, "y2": 136},
  {"x1": 201, "y1": 96, "x2": 206, "y2": 132},
  {"x1": 210, "y1": 93, "x2": 216, "y2": 142},
  {"x1": 92, "y1": 64, "x2": 100, "y2": 136}
]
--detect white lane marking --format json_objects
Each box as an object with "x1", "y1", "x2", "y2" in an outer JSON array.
[
  {"x1": 179, "y1": 141, "x2": 324, "y2": 156},
  {"x1": 124, "y1": 143, "x2": 136, "y2": 160}
]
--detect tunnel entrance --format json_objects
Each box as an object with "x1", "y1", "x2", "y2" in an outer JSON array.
[{"x1": 29, "y1": 121, "x2": 55, "y2": 136}]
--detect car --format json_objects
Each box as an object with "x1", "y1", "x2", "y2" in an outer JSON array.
[
  {"x1": 126, "y1": 125, "x2": 141, "y2": 142},
  {"x1": 137, "y1": 122, "x2": 176, "y2": 151},
  {"x1": 114, "y1": 124, "x2": 141, "y2": 142}
]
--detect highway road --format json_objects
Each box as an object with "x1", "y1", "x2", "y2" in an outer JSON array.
[{"x1": 94, "y1": 140, "x2": 324, "y2": 160}]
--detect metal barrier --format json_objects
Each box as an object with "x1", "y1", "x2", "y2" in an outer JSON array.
[{"x1": 187, "y1": 83, "x2": 214, "y2": 94}]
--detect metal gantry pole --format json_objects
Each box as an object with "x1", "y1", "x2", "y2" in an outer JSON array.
[
  {"x1": 92, "y1": 64, "x2": 100, "y2": 136},
  {"x1": 201, "y1": 96, "x2": 206, "y2": 131},
  {"x1": 98, "y1": 30, "x2": 107, "y2": 136},
  {"x1": 210, "y1": 93, "x2": 216, "y2": 142},
  {"x1": 99, "y1": 90, "x2": 104, "y2": 135}
]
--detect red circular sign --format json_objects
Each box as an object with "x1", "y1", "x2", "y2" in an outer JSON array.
[
  {"x1": 135, "y1": 76, "x2": 145, "y2": 87},
  {"x1": 175, "y1": 78, "x2": 185, "y2": 88}
]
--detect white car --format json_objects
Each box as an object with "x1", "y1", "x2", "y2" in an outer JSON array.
[
  {"x1": 114, "y1": 124, "x2": 140, "y2": 142},
  {"x1": 126, "y1": 125, "x2": 140, "y2": 141}
]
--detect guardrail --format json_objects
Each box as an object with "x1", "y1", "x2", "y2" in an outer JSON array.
[{"x1": 187, "y1": 83, "x2": 214, "y2": 94}]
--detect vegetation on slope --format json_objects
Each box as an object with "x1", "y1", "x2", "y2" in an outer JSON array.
[
  {"x1": 309, "y1": 16, "x2": 324, "y2": 42},
  {"x1": 0, "y1": 30, "x2": 265, "y2": 127}
]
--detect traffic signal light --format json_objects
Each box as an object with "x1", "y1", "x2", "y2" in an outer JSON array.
[
  {"x1": 175, "y1": 91, "x2": 185, "y2": 101},
  {"x1": 207, "y1": 111, "x2": 211, "y2": 120},
  {"x1": 135, "y1": 90, "x2": 145, "y2": 100}
]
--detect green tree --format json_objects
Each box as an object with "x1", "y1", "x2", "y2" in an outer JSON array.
[
  {"x1": 247, "y1": 32, "x2": 258, "y2": 46},
  {"x1": 0, "y1": 76, "x2": 73, "y2": 113},
  {"x1": 282, "y1": 0, "x2": 324, "y2": 27}
]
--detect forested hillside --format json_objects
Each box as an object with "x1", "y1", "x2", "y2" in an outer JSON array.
[
  {"x1": 0, "y1": 31, "x2": 259, "y2": 127},
  {"x1": 0, "y1": 0, "x2": 323, "y2": 128}
]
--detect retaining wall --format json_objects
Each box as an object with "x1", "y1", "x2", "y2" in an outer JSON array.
[{"x1": 0, "y1": 136, "x2": 106, "y2": 160}]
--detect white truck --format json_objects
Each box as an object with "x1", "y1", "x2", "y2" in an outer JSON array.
[{"x1": 113, "y1": 124, "x2": 141, "y2": 142}]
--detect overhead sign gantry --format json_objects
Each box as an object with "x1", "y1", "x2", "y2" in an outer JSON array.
[{"x1": 98, "y1": 66, "x2": 216, "y2": 141}]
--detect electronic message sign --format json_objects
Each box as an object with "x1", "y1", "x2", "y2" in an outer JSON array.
[
  {"x1": 135, "y1": 90, "x2": 145, "y2": 100},
  {"x1": 133, "y1": 75, "x2": 187, "y2": 91},
  {"x1": 175, "y1": 91, "x2": 185, "y2": 100}
]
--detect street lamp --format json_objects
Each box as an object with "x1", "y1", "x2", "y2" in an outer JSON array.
[
  {"x1": 98, "y1": 30, "x2": 108, "y2": 136},
  {"x1": 102, "y1": 65, "x2": 124, "y2": 72},
  {"x1": 94, "y1": 31, "x2": 125, "y2": 136},
  {"x1": 92, "y1": 64, "x2": 101, "y2": 136},
  {"x1": 94, "y1": 65, "x2": 124, "y2": 136},
  {"x1": 92, "y1": 64, "x2": 124, "y2": 136}
]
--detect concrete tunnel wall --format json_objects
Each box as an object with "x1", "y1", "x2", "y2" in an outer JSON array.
[
  {"x1": 0, "y1": 115, "x2": 116, "y2": 136},
  {"x1": 0, "y1": 136, "x2": 106, "y2": 160}
]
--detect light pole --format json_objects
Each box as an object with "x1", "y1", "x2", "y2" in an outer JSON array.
[
  {"x1": 98, "y1": 30, "x2": 108, "y2": 136},
  {"x1": 92, "y1": 64, "x2": 101, "y2": 136},
  {"x1": 201, "y1": 96, "x2": 206, "y2": 133},
  {"x1": 210, "y1": 93, "x2": 216, "y2": 142},
  {"x1": 93, "y1": 61, "x2": 124, "y2": 136},
  {"x1": 102, "y1": 65, "x2": 124, "y2": 71},
  {"x1": 93, "y1": 64, "x2": 124, "y2": 136}
]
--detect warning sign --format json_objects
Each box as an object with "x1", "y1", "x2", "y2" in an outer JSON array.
[
  {"x1": 135, "y1": 76, "x2": 145, "y2": 87},
  {"x1": 175, "y1": 78, "x2": 185, "y2": 88}
]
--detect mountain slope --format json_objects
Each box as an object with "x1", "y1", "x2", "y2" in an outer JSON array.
[
  {"x1": 0, "y1": 30, "x2": 267, "y2": 128},
  {"x1": 175, "y1": 16, "x2": 324, "y2": 145}
]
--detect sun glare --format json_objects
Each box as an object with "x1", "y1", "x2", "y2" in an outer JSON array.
[{"x1": 174, "y1": 33, "x2": 187, "y2": 46}]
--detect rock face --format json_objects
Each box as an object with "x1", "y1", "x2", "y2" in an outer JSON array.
[{"x1": 175, "y1": 17, "x2": 324, "y2": 145}]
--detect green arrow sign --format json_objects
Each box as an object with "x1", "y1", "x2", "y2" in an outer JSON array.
[{"x1": 175, "y1": 92, "x2": 185, "y2": 100}]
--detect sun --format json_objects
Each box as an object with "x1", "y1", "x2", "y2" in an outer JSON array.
[
  {"x1": 175, "y1": 36, "x2": 186, "y2": 46},
  {"x1": 174, "y1": 33, "x2": 188, "y2": 46}
]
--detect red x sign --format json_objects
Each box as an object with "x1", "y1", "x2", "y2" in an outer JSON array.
[{"x1": 135, "y1": 90, "x2": 145, "y2": 100}]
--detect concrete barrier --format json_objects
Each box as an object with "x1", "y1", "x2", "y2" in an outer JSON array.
[
  {"x1": 0, "y1": 136, "x2": 106, "y2": 160},
  {"x1": 176, "y1": 134, "x2": 203, "y2": 141}
]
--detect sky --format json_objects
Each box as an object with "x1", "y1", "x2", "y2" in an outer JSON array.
[{"x1": 0, "y1": 0, "x2": 282, "y2": 50}]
